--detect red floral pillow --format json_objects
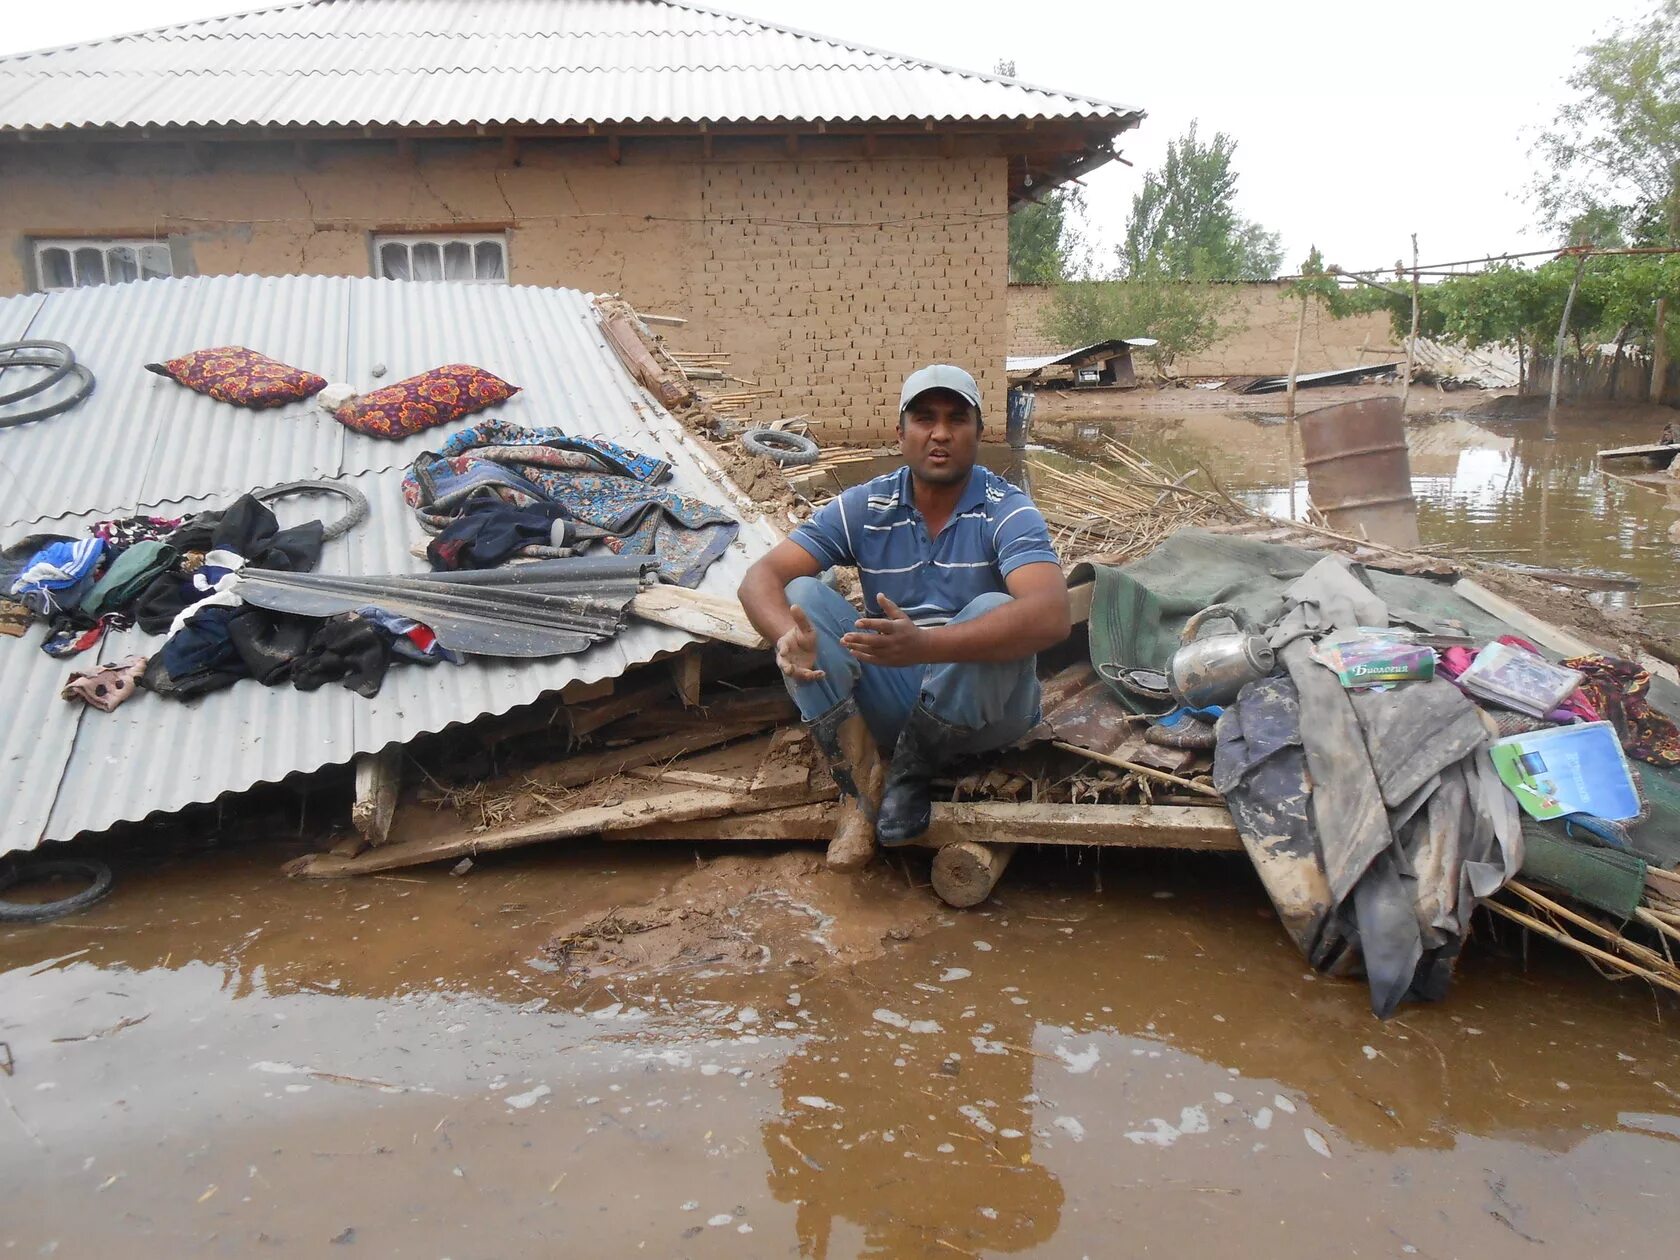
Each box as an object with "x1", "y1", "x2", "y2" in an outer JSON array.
[
  {"x1": 146, "y1": 346, "x2": 327, "y2": 409},
  {"x1": 332, "y1": 364, "x2": 520, "y2": 440}
]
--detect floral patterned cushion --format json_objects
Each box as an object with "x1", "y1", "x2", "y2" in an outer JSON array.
[
  {"x1": 145, "y1": 346, "x2": 327, "y2": 409},
  {"x1": 332, "y1": 364, "x2": 520, "y2": 440}
]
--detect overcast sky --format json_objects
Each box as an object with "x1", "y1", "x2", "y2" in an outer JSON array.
[{"x1": 0, "y1": 0, "x2": 1650, "y2": 275}]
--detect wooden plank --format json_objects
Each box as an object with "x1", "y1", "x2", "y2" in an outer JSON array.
[
  {"x1": 917, "y1": 801, "x2": 1241, "y2": 851},
  {"x1": 631, "y1": 587, "x2": 769, "y2": 649},
  {"x1": 670, "y1": 651, "x2": 703, "y2": 707},
  {"x1": 526, "y1": 716, "x2": 778, "y2": 790},
  {"x1": 600, "y1": 686, "x2": 794, "y2": 741},
  {"x1": 1452, "y1": 577, "x2": 1601, "y2": 658},
  {"x1": 563, "y1": 799, "x2": 1244, "y2": 851},
  {"x1": 607, "y1": 802, "x2": 836, "y2": 842},
  {"x1": 350, "y1": 746, "x2": 403, "y2": 847},
  {"x1": 289, "y1": 785, "x2": 770, "y2": 876},
  {"x1": 1067, "y1": 580, "x2": 1094, "y2": 626}
]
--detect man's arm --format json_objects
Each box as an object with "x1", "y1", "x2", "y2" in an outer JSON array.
[
  {"x1": 841, "y1": 561, "x2": 1070, "y2": 667},
  {"x1": 738, "y1": 538, "x2": 829, "y2": 681}
]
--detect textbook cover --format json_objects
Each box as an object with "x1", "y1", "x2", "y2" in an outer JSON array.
[{"x1": 1489, "y1": 721, "x2": 1640, "y2": 822}]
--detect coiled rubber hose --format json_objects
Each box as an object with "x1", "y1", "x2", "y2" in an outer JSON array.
[
  {"x1": 0, "y1": 341, "x2": 95, "y2": 429},
  {"x1": 253, "y1": 478, "x2": 371, "y2": 542}
]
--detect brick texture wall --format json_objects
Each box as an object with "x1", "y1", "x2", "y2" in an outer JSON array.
[
  {"x1": 0, "y1": 143, "x2": 1008, "y2": 443},
  {"x1": 690, "y1": 158, "x2": 1008, "y2": 443}
]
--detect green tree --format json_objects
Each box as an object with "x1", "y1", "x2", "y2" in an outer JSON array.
[
  {"x1": 1530, "y1": 1, "x2": 1679, "y2": 245},
  {"x1": 1531, "y1": 1, "x2": 1680, "y2": 395},
  {"x1": 1120, "y1": 122, "x2": 1283, "y2": 281},
  {"x1": 1008, "y1": 187, "x2": 1088, "y2": 283},
  {"x1": 1043, "y1": 276, "x2": 1233, "y2": 372}
]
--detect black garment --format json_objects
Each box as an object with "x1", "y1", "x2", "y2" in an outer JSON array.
[
  {"x1": 227, "y1": 607, "x2": 313, "y2": 685},
  {"x1": 426, "y1": 500, "x2": 572, "y2": 571},
  {"x1": 146, "y1": 605, "x2": 249, "y2": 699},
  {"x1": 292, "y1": 614, "x2": 392, "y2": 698},
  {"x1": 138, "y1": 497, "x2": 328, "y2": 635}
]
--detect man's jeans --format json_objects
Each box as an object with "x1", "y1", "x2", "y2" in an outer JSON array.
[{"x1": 782, "y1": 575, "x2": 1041, "y2": 751}]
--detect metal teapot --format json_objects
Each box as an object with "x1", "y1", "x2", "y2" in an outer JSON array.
[{"x1": 1166, "y1": 603, "x2": 1275, "y2": 710}]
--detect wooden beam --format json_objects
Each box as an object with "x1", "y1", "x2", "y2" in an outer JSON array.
[
  {"x1": 1067, "y1": 579, "x2": 1093, "y2": 626},
  {"x1": 288, "y1": 781, "x2": 835, "y2": 877},
  {"x1": 1451, "y1": 578, "x2": 1601, "y2": 658},
  {"x1": 613, "y1": 799, "x2": 1242, "y2": 852},
  {"x1": 608, "y1": 802, "x2": 835, "y2": 842},
  {"x1": 395, "y1": 136, "x2": 416, "y2": 163},
  {"x1": 785, "y1": 132, "x2": 799, "y2": 157},
  {"x1": 918, "y1": 801, "x2": 1240, "y2": 851},
  {"x1": 501, "y1": 134, "x2": 523, "y2": 166},
  {"x1": 527, "y1": 713, "x2": 781, "y2": 790},
  {"x1": 350, "y1": 746, "x2": 403, "y2": 847},
  {"x1": 670, "y1": 650, "x2": 703, "y2": 707},
  {"x1": 606, "y1": 134, "x2": 621, "y2": 164},
  {"x1": 630, "y1": 586, "x2": 768, "y2": 649}
]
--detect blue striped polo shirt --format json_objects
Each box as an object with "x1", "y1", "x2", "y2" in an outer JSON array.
[{"x1": 789, "y1": 465, "x2": 1060, "y2": 625}]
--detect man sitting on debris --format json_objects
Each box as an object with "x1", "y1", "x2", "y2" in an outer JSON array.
[{"x1": 738, "y1": 365, "x2": 1071, "y2": 870}]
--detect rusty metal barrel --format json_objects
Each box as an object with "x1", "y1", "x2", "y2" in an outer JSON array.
[{"x1": 1295, "y1": 396, "x2": 1419, "y2": 548}]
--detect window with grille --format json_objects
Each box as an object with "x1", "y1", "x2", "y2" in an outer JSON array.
[
  {"x1": 34, "y1": 239, "x2": 174, "y2": 291},
  {"x1": 374, "y1": 233, "x2": 508, "y2": 284}
]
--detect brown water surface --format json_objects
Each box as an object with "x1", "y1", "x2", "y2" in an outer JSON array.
[
  {"x1": 4, "y1": 836, "x2": 1680, "y2": 1257},
  {"x1": 1044, "y1": 406, "x2": 1680, "y2": 635}
]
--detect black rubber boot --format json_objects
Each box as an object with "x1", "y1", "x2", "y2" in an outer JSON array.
[{"x1": 876, "y1": 704, "x2": 972, "y2": 846}]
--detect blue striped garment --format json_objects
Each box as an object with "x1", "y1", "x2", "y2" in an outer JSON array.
[{"x1": 789, "y1": 465, "x2": 1060, "y2": 626}]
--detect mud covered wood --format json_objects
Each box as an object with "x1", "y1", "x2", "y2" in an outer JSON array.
[
  {"x1": 630, "y1": 587, "x2": 768, "y2": 648},
  {"x1": 351, "y1": 745, "x2": 403, "y2": 847},
  {"x1": 931, "y1": 841, "x2": 1015, "y2": 907}
]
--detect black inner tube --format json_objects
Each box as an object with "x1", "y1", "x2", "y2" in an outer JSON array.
[{"x1": 0, "y1": 341, "x2": 95, "y2": 429}]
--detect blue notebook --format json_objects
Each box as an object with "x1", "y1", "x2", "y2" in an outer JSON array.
[{"x1": 1489, "y1": 721, "x2": 1640, "y2": 822}]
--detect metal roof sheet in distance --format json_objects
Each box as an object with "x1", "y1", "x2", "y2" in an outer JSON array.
[
  {"x1": 0, "y1": 273, "x2": 778, "y2": 854},
  {"x1": 0, "y1": 0, "x2": 1140, "y2": 133}
]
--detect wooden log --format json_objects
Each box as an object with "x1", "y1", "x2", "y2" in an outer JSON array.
[
  {"x1": 598, "y1": 308, "x2": 693, "y2": 409},
  {"x1": 931, "y1": 841, "x2": 1015, "y2": 907},
  {"x1": 631, "y1": 587, "x2": 769, "y2": 649},
  {"x1": 351, "y1": 746, "x2": 403, "y2": 847},
  {"x1": 670, "y1": 650, "x2": 703, "y2": 707}
]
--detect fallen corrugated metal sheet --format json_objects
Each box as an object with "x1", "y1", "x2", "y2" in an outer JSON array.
[
  {"x1": 1005, "y1": 338, "x2": 1158, "y2": 375},
  {"x1": 0, "y1": 0, "x2": 1141, "y2": 133},
  {"x1": 0, "y1": 274, "x2": 778, "y2": 853},
  {"x1": 1238, "y1": 362, "x2": 1402, "y2": 395}
]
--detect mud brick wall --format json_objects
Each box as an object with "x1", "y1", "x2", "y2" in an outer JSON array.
[
  {"x1": 1009, "y1": 281, "x2": 1397, "y2": 376},
  {"x1": 1, "y1": 143, "x2": 1008, "y2": 443},
  {"x1": 691, "y1": 158, "x2": 1009, "y2": 443}
]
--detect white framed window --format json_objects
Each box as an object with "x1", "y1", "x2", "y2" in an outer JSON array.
[
  {"x1": 34, "y1": 238, "x2": 173, "y2": 291},
  {"x1": 374, "y1": 233, "x2": 508, "y2": 284}
]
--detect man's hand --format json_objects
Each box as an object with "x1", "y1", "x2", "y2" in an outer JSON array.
[
  {"x1": 841, "y1": 595, "x2": 928, "y2": 667},
  {"x1": 776, "y1": 604, "x2": 825, "y2": 682}
]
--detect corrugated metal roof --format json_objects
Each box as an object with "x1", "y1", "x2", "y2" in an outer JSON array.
[
  {"x1": 0, "y1": 0, "x2": 1140, "y2": 133},
  {"x1": 0, "y1": 272, "x2": 778, "y2": 853}
]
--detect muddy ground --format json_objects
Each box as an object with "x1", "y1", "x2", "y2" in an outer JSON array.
[{"x1": 5, "y1": 831, "x2": 1680, "y2": 1258}]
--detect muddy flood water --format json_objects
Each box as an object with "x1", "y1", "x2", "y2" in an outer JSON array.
[{"x1": 6, "y1": 402, "x2": 1680, "y2": 1257}]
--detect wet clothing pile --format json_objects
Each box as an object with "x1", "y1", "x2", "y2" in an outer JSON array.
[
  {"x1": 1211, "y1": 558, "x2": 1521, "y2": 1018},
  {"x1": 402, "y1": 420, "x2": 738, "y2": 588}
]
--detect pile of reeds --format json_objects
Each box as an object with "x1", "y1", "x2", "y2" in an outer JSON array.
[
  {"x1": 1485, "y1": 873, "x2": 1680, "y2": 998},
  {"x1": 1026, "y1": 438, "x2": 1240, "y2": 563}
]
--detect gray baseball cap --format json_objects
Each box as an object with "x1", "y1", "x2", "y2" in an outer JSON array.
[{"x1": 899, "y1": 364, "x2": 982, "y2": 418}]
